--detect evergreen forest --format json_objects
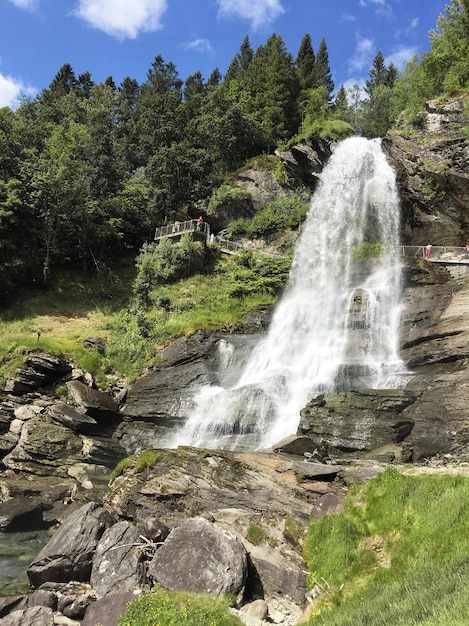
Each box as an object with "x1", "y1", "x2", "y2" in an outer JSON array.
[{"x1": 0, "y1": 0, "x2": 468, "y2": 304}]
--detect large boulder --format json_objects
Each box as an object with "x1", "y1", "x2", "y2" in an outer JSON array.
[
  {"x1": 90, "y1": 521, "x2": 146, "y2": 599},
  {"x1": 66, "y1": 380, "x2": 120, "y2": 420},
  {"x1": 148, "y1": 516, "x2": 248, "y2": 597},
  {"x1": 297, "y1": 389, "x2": 417, "y2": 457},
  {"x1": 27, "y1": 502, "x2": 115, "y2": 588}
]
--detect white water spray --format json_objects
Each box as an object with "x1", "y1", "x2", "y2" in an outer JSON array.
[{"x1": 171, "y1": 137, "x2": 406, "y2": 451}]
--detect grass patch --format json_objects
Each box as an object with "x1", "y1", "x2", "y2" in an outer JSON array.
[
  {"x1": 304, "y1": 468, "x2": 469, "y2": 624},
  {"x1": 0, "y1": 251, "x2": 287, "y2": 384},
  {"x1": 109, "y1": 450, "x2": 164, "y2": 484},
  {"x1": 117, "y1": 585, "x2": 243, "y2": 626},
  {"x1": 246, "y1": 523, "x2": 267, "y2": 546}
]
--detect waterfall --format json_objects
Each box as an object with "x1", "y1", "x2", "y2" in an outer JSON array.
[{"x1": 170, "y1": 137, "x2": 406, "y2": 451}]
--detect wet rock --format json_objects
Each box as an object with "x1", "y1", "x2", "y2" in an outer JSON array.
[
  {"x1": 48, "y1": 403, "x2": 98, "y2": 433},
  {"x1": 298, "y1": 389, "x2": 417, "y2": 457},
  {"x1": 123, "y1": 331, "x2": 219, "y2": 425},
  {"x1": 148, "y1": 516, "x2": 248, "y2": 597},
  {"x1": 27, "y1": 502, "x2": 115, "y2": 588},
  {"x1": 0, "y1": 496, "x2": 51, "y2": 532}
]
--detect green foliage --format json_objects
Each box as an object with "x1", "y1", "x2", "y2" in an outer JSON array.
[
  {"x1": 351, "y1": 242, "x2": 388, "y2": 262},
  {"x1": 229, "y1": 196, "x2": 308, "y2": 239},
  {"x1": 109, "y1": 450, "x2": 164, "y2": 483},
  {"x1": 304, "y1": 469, "x2": 469, "y2": 623},
  {"x1": 135, "y1": 235, "x2": 208, "y2": 288},
  {"x1": 117, "y1": 586, "x2": 242, "y2": 626},
  {"x1": 393, "y1": 1, "x2": 469, "y2": 122},
  {"x1": 421, "y1": 177, "x2": 446, "y2": 200},
  {"x1": 274, "y1": 160, "x2": 288, "y2": 186},
  {"x1": 104, "y1": 310, "x2": 154, "y2": 377},
  {"x1": 247, "y1": 523, "x2": 267, "y2": 545},
  {"x1": 227, "y1": 254, "x2": 291, "y2": 299},
  {"x1": 208, "y1": 184, "x2": 251, "y2": 213}
]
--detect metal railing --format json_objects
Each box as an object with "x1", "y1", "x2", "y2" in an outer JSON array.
[
  {"x1": 400, "y1": 245, "x2": 469, "y2": 261},
  {"x1": 154, "y1": 219, "x2": 210, "y2": 240}
]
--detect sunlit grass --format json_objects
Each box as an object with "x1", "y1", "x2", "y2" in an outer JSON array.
[
  {"x1": 117, "y1": 585, "x2": 243, "y2": 626},
  {"x1": 304, "y1": 469, "x2": 469, "y2": 624},
  {"x1": 0, "y1": 254, "x2": 283, "y2": 384}
]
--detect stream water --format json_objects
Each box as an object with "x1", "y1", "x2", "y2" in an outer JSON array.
[{"x1": 171, "y1": 137, "x2": 408, "y2": 451}]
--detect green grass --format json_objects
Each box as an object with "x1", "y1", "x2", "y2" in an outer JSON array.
[
  {"x1": 109, "y1": 450, "x2": 165, "y2": 484},
  {"x1": 0, "y1": 253, "x2": 286, "y2": 384},
  {"x1": 304, "y1": 468, "x2": 469, "y2": 624},
  {"x1": 117, "y1": 585, "x2": 243, "y2": 626}
]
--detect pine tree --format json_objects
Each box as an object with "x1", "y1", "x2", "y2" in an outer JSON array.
[
  {"x1": 296, "y1": 33, "x2": 316, "y2": 91},
  {"x1": 365, "y1": 51, "x2": 387, "y2": 96},
  {"x1": 315, "y1": 37, "x2": 334, "y2": 101}
]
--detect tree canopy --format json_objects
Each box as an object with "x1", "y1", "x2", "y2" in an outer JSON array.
[{"x1": 0, "y1": 1, "x2": 467, "y2": 300}]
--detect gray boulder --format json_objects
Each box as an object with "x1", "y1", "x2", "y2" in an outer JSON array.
[
  {"x1": 27, "y1": 502, "x2": 115, "y2": 588},
  {"x1": 81, "y1": 591, "x2": 140, "y2": 626},
  {"x1": 48, "y1": 403, "x2": 98, "y2": 433},
  {"x1": 0, "y1": 606, "x2": 55, "y2": 626},
  {"x1": 148, "y1": 516, "x2": 248, "y2": 597},
  {"x1": 298, "y1": 389, "x2": 416, "y2": 457},
  {"x1": 90, "y1": 521, "x2": 146, "y2": 599},
  {"x1": 66, "y1": 380, "x2": 120, "y2": 419}
]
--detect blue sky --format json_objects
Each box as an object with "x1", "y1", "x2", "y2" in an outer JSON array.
[{"x1": 0, "y1": 0, "x2": 446, "y2": 108}]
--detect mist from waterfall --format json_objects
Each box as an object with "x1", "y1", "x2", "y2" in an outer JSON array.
[{"x1": 170, "y1": 137, "x2": 407, "y2": 451}]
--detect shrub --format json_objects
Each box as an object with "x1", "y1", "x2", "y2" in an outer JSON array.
[
  {"x1": 208, "y1": 184, "x2": 251, "y2": 213},
  {"x1": 229, "y1": 196, "x2": 308, "y2": 239},
  {"x1": 351, "y1": 242, "x2": 388, "y2": 262},
  {"x1": 247, "y1": 523, "x2": 267, "y2": 545},
  {"x1": 116, "y1": 586, "x2": 243, "y2": 626}
]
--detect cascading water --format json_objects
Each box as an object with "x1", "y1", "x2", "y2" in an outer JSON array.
[{"x1": 170, "y1": 137, "x2": 407, "y2": 451}]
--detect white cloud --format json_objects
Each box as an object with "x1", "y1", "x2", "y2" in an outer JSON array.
[
  {"x1": 385, "y1": 46, "x2": 418, "y2": 70},
  {"x1": 180, "y1": 38, "x2": 214, "y2": 56},
  {"x1": 348, "y1": 36, "x2": 374, "y2": 73},
  {"x1": 75, "y1": 0, "x2": 168, "y2": 39},
  {"x1": 359, "y1": 0, "x2": 393, "y2": 18},
  {"x1": 0, "y1": 73, "x2": 36, "y2": 109},
  {"x1": 342, "y1": 13, "x2": 356, "y2": 23},
  {"x1": 7, "y1": 0, "x2": 39, "y2": 10},
  {"x1": 216, "y1": 0, "x2": 285, "y2": 30}
]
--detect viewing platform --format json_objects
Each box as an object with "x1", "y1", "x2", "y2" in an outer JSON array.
[
  {"x1": 154, "y1": 222, "x2": 469, "y2": 266},
  {"x1": 154, "y1": 219, "x2": 210, "y2": 242},
  {"x1": 400, "y1": 245, "x2": 469, "y2": 265}
]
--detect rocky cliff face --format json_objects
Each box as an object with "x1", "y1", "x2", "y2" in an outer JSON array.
[{"x1": 382, "y1": 95, "x2": 469, "y2": 245}]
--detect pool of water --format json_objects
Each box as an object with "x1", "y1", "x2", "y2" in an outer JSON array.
[{"x1": 0, "y1": 530, "x2": 50, "y2": 595}]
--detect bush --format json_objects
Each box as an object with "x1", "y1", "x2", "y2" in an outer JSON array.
[
  {"x1": 229, "y1": 196, "x2": 308, "y2": 239},
  {"x1": 117, "y1": 586, "x2": 243, "y2": 626},
  {"x1": 208, "y1": 184, "x2": 251, "y2": 213}
]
